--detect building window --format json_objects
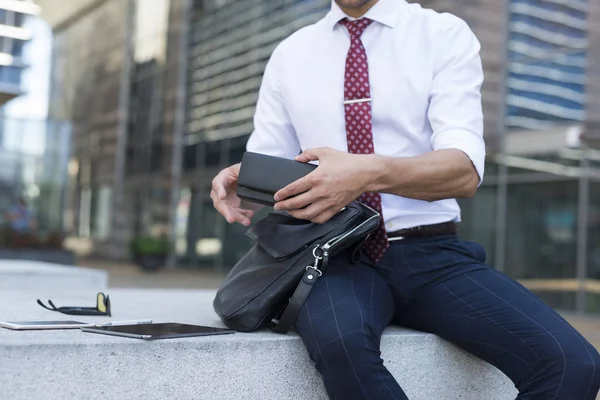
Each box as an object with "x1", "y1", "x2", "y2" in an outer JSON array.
[
  {"x1": 92, "y1": 186, "x2": 112, "y2": 239},
  {"x1": 505, "y1": 0, "x2": 588, "y2": 130}
]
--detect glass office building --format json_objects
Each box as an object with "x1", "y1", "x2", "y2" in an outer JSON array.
[
  {"x1": 45, "y1": 0, "x2": 189, "y2": 258},
  {"x1": 0, "y1": 0, "x2": 39, "y2": 104},
  {"x1": 505, "y1": 0, "x2": 588, "y2": 130},
  {"x1": 0, "y1": 0, "x2": 66, "y2": 232},
  {"x1": 457, "y1": 0, "x2": 600, "y2": 314}
]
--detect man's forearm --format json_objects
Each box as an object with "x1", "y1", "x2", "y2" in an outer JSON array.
[{"x1": 363, "y1": 149, "x2": 480, "y2": 202}]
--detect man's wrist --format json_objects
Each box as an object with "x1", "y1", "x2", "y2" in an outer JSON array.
[{"x1": 362, "y1": 155, "x2": 392, "y2": 193}]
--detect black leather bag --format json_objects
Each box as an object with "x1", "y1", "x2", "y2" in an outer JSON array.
[{"x1": 213, "y1": 201, "x2": 380, "y2": 333}]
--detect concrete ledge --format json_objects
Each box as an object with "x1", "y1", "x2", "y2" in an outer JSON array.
[
  {"x1": 0, "y1": 249, "x2": 75, "y2": 265},
  {"x1": 0, "y1": 289, "x2": 517, "y2": 400},
  {"x1": 0, "y1": 260, "x2": 108, "y2": 292}
]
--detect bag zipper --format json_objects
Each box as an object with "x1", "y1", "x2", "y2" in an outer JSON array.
[
  {"x1": 321, "y1": 205, "x2": 380, "y2": 257},
  {"x1": 304, "y1": 204, "x2": 380, "y2": 286}
]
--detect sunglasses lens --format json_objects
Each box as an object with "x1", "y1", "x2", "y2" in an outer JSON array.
[{"x1": 97, "y1": 293, "x2": 107, "y2": 313}]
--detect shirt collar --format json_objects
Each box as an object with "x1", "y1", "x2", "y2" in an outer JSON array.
[{"x1": 327, "y1": 0, "x2": 406, "y2": 30}]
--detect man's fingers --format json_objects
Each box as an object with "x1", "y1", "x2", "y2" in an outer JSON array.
[
  {"x1": 288, "y1": 202, "x2": 327, "y2": 222},
  {"x1": 211, "y1": 190, "x2": 236, "y2": 222},
  {"x1": 311, "y1": 209, "x2": 337, "y2": 224},
  {"x1": 211, "y1": 181, "x2": 229, "y2": 200},
  {"x1": 274, "y1": 175, "x2": 314, "y2": 202},
  {"x1": 232, "y1": 212, "x2": 252, "y2": 226},
  {"x1": 224, "y1": 208, "x2": 251, "y2": 225},
  {"x1": 294, "y1": 147, "x2": 328, "y2": 163},
  {"x1": 212, "y1": 170, "x2": 233, "y2": 200},
  {"x1": 237, "y1": 209, "x2": 254, "y2": 218},
  {"x1": 274, "y1": 190, "x2": 316, "y2": 211},
  {"x1": 288, "y1": 201, "x2": 339, "y2": 224},
  {"x1": 211, "y1": 164, "x2": 252, "y2": 226}
]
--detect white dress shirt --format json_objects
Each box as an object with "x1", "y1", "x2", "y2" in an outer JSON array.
[{"x1": 246, "y1": 0, "x2": 486, "y2": 232}]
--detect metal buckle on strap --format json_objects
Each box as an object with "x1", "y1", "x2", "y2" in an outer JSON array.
[
  {"x1": 343, "y1": 98, "x2": 371, "y2": 105},
  {"x1": 305, "y1": 264, "x2": 323, "y2": 278},
  {"x1": 305, "y1": 245, "x2": 324, "y2": 279}
]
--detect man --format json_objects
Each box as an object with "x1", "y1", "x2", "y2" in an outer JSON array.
[{"x1": 211, "y1": 0, "x2": 600, "y2": 398}]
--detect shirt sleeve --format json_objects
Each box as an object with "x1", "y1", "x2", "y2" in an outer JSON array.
[
  {"x1": 428, "y1": 16, "x2": 486, "y2": 185},
  {"x1": 246, "y1": 44, "x2": 301, "y2": 159}
]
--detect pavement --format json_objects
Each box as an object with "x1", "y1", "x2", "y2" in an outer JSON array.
[{"x1": 79, "y1": 259, "x2": 228, "y2": 289}]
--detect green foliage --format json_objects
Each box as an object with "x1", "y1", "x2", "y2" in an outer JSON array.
[{"x1": 129, "y1": 236, "x2": 170, "y2": 256}]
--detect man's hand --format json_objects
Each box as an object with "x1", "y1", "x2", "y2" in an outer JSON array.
[
  {"x1": 211, "y1": 163, "x2": 258, "y2": 226},
  {"x1": 273, "y1": 148, "x2": 373, "y2": 224}
]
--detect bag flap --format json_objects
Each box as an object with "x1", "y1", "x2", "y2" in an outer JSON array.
[{"x1": 246, "y1": 205, "x2": 360, "y2": 260}]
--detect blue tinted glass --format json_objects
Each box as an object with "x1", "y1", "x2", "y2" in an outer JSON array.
[
  {"x1": 508, "y1": 87, "x2": 584, "y2": 110},
  {"x1": 509, "y1": 72, "x2": 585, "y2": 93},
  {"x1": 11, "y1": 40, "x2": 24, "y2": 58},
  {"x1": 506, "y1": 0, "x2": 588, "y2": 128},
  {"x1": 0, "y1": 66, "x2": 21, "y2": 85}
]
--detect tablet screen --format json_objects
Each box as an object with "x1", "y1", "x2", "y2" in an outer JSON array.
[{"x1": 93, "y1": 323, "x2": 233, "y2": 337}]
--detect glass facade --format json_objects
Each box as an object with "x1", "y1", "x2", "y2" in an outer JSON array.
[
  {"x1": 126, "y1": 0, "x2": 170, "y2": 177},
  {"x1": 49, "y1": 0, "x2": 189, "y2": 258},
  {"x1": 506, "y1": 0, "x2": 588, "y2": 130},
  {"x1": 48, "y1": 0, "x2": 129, "y2": 252},
  {"x1": 179, "y1": 0, "x2": 331, "y2": 268},
  {"x1": 0, "y1": 1, "x2": 39, "y2": 101},
  {"x1": 124, "y1": 0, "x2": 189, "y2": 249},
  {"x1": 0, "y1": 3, "x2": 67, "y2": 234},
  {"x1": 0, "y1": 118, "x2": 69, "y2": 233}
]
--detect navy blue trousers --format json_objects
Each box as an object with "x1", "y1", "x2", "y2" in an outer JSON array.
[{"x1": 294, "y1": 233, "x2": 600, "y2": 400}]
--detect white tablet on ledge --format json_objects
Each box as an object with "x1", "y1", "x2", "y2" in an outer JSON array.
[{"x1": 0, "y1": 320, "x2": 94, "y2": 330}]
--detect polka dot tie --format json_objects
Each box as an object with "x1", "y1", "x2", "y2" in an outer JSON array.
[{"x1": 340, "y1": 18, "x2": 389, "y2": 263}]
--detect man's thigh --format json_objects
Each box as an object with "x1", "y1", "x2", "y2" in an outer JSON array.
[
  {"x1": 295, "y1": 254, "x2": 396, "y2": 350},
  {"x1": 394, "y1": 266, "x2": 600, "y2": 399},
  {"x1": 293, "y1": 255, "x2": 397, "y2": 389}
]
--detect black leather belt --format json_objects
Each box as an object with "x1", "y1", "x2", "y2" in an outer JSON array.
[{"x1": 387, "y1": 221, "x2": 457, "y2": 239}]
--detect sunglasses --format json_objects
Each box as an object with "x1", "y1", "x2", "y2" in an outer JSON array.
[{"x1": 37, "y1": 292, "x2": 112, "y2": 316}]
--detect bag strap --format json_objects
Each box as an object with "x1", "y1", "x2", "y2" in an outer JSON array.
[{"x1": 272, "y1": 253, "x2": 329, "y2": 334}]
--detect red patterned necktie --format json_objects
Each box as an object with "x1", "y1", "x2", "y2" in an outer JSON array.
[{"x1": 340, "y1": 18, "x2": 389, "y2": 263}]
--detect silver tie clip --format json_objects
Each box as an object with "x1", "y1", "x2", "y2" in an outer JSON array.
[{"x1": 343, "y1": 98, "x2": 371, "y2": 105}]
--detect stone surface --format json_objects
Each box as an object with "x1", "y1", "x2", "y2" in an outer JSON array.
[
  {"x1": 0, "y1": 289, "x2": 518, "y2": 400},
  {"x1": 0, "y1": 260, "x2": 108, "y2": 292}
]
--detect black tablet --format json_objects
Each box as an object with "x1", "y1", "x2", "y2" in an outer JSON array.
[{"x1": 80, "y1": 322, "x2": 235, "y2": 340}]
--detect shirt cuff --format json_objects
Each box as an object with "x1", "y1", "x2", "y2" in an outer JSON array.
[{"x1": 432, "y1": 129, "x2": 486, "y2": 186}]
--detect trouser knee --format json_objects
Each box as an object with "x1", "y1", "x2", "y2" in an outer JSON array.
[{"x1": 523, "y1": 340, "x2": 600, "y2": 400}]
